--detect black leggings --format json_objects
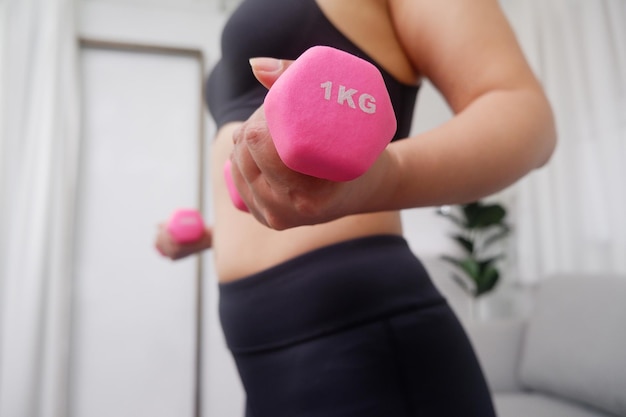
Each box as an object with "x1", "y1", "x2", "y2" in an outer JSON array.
[{"x1": 219, "y1": 235, "x2": 496, "y2": 417}]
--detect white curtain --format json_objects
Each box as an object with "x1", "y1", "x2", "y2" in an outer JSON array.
[
  {"x1": 501, "y1": 0, "x2": 626, "y2": 283},
  {"x1": 0, "y1": 0, "x2": 80, "y2": 416}
]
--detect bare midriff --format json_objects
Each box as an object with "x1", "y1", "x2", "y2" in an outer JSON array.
[{"x1": 211, "y1": 123, "x2": 404, "y2": 283}]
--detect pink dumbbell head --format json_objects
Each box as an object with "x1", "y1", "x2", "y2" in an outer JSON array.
[
  {"x1": 223, "y1": 159, "x2": 249, "y2": 212},
  {"x1": 264, "y1": 45, "x2": 397, "y2": 182},
  {"x1": 223, "y1": 46, "x2": 397, "y2": 211},
  {"x1": 167, "y1": 209, "x2": 205, "y2": 244}
]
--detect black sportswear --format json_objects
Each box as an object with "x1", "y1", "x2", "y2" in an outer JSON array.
[
  {"x1": 220, "y1": 236, "x2": 497, "y2": 417},
  {"x1": 205, "y1": 0, "x2": 419, "y2": 140}
]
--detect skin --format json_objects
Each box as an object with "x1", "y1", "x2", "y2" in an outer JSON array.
[{"x1": 155, "y1": 0, "x2": 557, "y2": 282}]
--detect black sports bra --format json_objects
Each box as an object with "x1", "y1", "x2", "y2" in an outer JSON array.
[{"x1": 206, "y1": 0, "x2": 420, "y2": 141}]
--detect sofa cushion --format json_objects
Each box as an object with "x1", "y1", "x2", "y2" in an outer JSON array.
[
  {"x1": 464, "y1": 318, "x2": 526, "y2": 392},
  {"x1": 494, "y1": 393, "x2": 616, "y2": 417},
  {"x1": 519, "y1": 275, "x2": 626, "y2": 417}
]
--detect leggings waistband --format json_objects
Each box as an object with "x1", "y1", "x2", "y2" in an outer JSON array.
[{"x1": 218, "y1": 235, "x2": 444, "y2": 354}]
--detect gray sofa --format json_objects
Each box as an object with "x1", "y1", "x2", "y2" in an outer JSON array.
[{"x1": 464, "y1": 274, "x2": 626, "y2": 417}]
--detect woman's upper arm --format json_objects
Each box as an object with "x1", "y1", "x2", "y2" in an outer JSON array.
[{"x1": 389, "y1": 0, "x2": 542, "y2": 113}]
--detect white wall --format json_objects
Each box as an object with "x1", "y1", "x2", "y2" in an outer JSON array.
[
  {"x1": 79, "y1": 0, "x2": 226, "y2": 53},
  {"x1": 72, "y1": 45, "x2": 203, "y2": 417},
  {"x1": 77, "y1": 2, "x2": 246, "y2": 417}
]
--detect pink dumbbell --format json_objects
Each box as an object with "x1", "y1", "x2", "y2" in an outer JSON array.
[
  {"x1": 223, "y1": 160, "x2": 249, "y2": 212},
  {"x1": 225, "y1": 45, "x2": 397, "y2": 210},
  {"x1": 166, "y1": 208, "x2": 205, "y2": 244}
]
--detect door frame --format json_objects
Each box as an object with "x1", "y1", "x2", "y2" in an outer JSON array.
[{"x1": 78, "y1": 38, "x2": 207, "y2": 417}]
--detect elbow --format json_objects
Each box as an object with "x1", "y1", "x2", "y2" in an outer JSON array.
[
  {"x1": 532, "y1": 93, "x2": 558, "y2": 169},
  {"x1": 537, "y1": 112, "x2": 557, "y2": 169}
]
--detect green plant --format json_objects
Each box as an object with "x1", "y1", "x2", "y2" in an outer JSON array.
[{"x1": 437, "y1": 201, "x2": 511, "y2": 297}]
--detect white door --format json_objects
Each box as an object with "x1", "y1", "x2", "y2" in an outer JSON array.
[{"x1": 70, "y1": 43, "x2": 205, "y2": 417}]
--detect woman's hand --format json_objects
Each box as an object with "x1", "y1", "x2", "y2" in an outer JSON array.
[
  {"x1": 229, "y1": 108, "x2": 360, "y2": 230},
  {"x1": 154, "y1": 223, "x2": 213, "y2": 260},
  {"x1": 227, "y1": 57, "x2": 393, "y2": 230}
]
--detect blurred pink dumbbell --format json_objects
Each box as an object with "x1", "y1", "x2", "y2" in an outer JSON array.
[{"x1": 166, "y1": 208, "x2": 205, "y2": 244}]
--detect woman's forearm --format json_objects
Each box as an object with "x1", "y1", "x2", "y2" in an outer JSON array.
[{"x1": 368, "y1": 86, "x2": 556, "y2": 212}]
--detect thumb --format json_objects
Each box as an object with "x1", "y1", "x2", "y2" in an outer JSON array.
[{"x1": 249, "y1": 57, "x2": 294, "y2": 90}]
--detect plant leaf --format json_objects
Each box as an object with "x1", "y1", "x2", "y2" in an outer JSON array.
[
  {"x1": 475, "y1": 266, "x2": 500, "y2": 297},
  {"x1": 477, "y1": 255, "x2": 505, "y2": 269},
  {"x1": 462, "y1": 202, "x2": 482, "y2": 228},
  {"x1": 483, "y1": 225, "x2": 511, "y2": 249},
  {"x1": 450, "y1": 273, "x2": 476, "y2": 296},
  {"x1": 441, "y1": 256, "x2": 480, "y2": 279},
  {"x1": 463, "y1": 201, "x2": 507, "y2": 229},
  {"x1": 452, "y1": 234, "x2": 474, "y2": 254},
  {"x1": 436, "y1": 206, "x2": 465, "y2": 228}
]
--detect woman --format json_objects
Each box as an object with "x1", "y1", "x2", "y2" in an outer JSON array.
[{"x1": 156, "y1": 0, "x2": 556, "y2": 415}]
